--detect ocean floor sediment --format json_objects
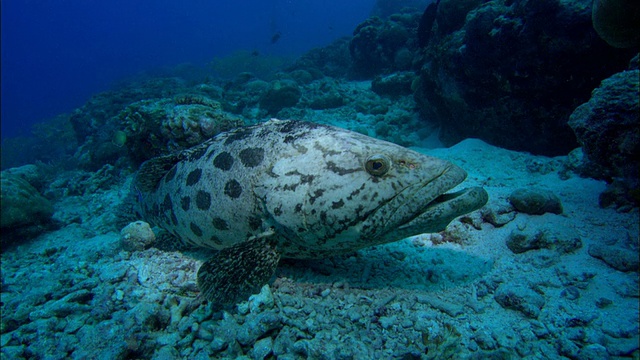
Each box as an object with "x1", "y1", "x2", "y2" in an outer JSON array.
[{"x1": 1, "y1": 138, "x2": 638, "y2": 359}]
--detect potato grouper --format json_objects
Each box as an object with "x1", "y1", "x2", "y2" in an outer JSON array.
[{"x1": 134, "y1": 119, "x2": 488, "y2": 305}]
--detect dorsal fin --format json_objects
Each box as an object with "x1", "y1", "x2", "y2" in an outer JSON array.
[
  {"x1": 134, "y1": 140, "x2": 215, "y2": 193},
  {"x1": 134, "y1": 153, "x2": 183, "y2": 193}
]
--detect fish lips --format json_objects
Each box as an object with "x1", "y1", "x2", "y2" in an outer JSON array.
[
  {"x1": 377, "y1": 164, "x2": 488, "y2": 240},
  {"x1": 397, "y1": 186, "x2": 488, "y2": 235}
]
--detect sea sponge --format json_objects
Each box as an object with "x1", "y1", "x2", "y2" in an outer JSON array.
[{"x1": 0, "y1": 172, "x2": 54, "y2": 229}]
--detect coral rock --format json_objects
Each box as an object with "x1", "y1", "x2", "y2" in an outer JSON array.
[
  {"x1": 120, "y1": 221, "x2": 156, "y2": 251},
  {"x1": 508, "y1": 188, "x2": 563, "y2": 215}
]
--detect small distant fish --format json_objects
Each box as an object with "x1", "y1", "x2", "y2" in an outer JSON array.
[
  {"x1": 270, "y1": 31, "x2": 282, "y2": 44},
  {"x1": 251, "y1": 50, "x2": 260, "y2": 57},
  {"x1": 134, "y1": 119, "x2": 488, "y2": 305}
]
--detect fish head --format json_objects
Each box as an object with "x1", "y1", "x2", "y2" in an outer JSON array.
[{"x1": 261, "y1": 122, "x2": 488, "y2": 257}]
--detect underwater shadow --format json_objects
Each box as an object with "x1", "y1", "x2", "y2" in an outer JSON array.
[{"x1": 276, "y1": 245, "x2": 493, "y2": 293}]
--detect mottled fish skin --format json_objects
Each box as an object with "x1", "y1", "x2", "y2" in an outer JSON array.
[{"x1": 136, "y1": 119, "x2": 487, "y2": 259}]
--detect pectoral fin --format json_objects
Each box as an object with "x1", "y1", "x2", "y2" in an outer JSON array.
[{"x1": 197, "y1": 230, "x2": 280, "y2": 305}]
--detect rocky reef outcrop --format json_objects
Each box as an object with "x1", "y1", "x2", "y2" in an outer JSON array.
[
  {"x1": 1, "y1": 171, "x2": 54, "y2": 244},
  {"x1": 349, "y1": 13, "x2": 420, "y2": 78},
  {"x1": 413, "y1": 0, "x2": 636, "y2": 156},
  {"x1": 569, "y1": 65, "x2": 639, "y2": 208}
]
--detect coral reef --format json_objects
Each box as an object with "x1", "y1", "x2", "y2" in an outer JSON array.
[
  {"x1": 371, "y1": 71, "x2": 416, "y2": 97},
  {"x1": 371, "y1": 0, "x2": 432, "y2": 18},
  {"x1": 288, "y1": 37, "x2": 352, "y2": 79},
  {"x1": 414, "y1": 0, "x2": 637, "y2": 155},
  {"x1": 258, "y1": 80, "x2": 302, "y2": 115},
  {"x1": 568, "y1": 69, "x2": 639, "y2": 208},
  {"x1": 209, "y1": 50, "x2": 291, "y2": 80},
  {"x1": 349, "y1": 14, "x2": 419, "y2": 78}
]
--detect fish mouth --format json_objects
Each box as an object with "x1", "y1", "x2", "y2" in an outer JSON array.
[
  {"x1": 375, "y1": 164, "x2": 488, "y2": 240},
  {"x1": 396, "y1": 186, "x2": 488, "y2": 233}
]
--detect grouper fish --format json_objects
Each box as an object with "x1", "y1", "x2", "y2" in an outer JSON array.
[{"x1": 134, "y1": 119, "x2": 488, "y2": 305}]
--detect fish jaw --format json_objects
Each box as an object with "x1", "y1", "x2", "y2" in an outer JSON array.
[
  {"x1": 390, "y1": 186, "x2": 488, "y2": 238},
  {"x1": 370, "y1": 163, "x2": 488, "y2": 242}
]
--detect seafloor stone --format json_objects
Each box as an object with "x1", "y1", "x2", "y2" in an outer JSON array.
[
  {"x1": 588, "y1": 244, "x2": 640, "y2": 272},
  {"x1": 508, "y1": 188, "x2": 563, "y2": 215},
  {"x1": 0, "y1": 172, "x2": 54, "y2": 234},
  {"x1": 120, "y1": 221, "x2": 156, "y2": 251},
  {"x1": 506, "y1": 227, "x2": 582, "y2": 254},
  {"x1": 494, "y1": 283, "x2": 545, "y2": 319}
]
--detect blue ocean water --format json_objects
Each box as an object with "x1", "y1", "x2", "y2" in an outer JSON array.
[{"x1": 1, "y1": 0, "x2": 374, "y2": 139}]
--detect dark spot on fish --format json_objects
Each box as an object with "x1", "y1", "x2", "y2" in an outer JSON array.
[
  {"x1": 294, "y1": 144, "x2": 308, "y2": 154},
  {"x1": 210, "y1": 235, "x2": 223, "y2": 245},
  {"x1": 165, "y1": 166, "x2": 178, "y2": 183},
  {"x1": 214, "y1": 152, "x2": 234, "y2": 171},
  {"x1": 190, "y1": 222, "x2": 203, "y2": 237},
  {"x1": 248, "y1": 216, "x2": 262, "y2": 231},
  {"x1": 298, "y1": 227, "x2": 305, "y2": 233},
  {"x1": 309, "y1": 189, "x2": 325, "y2": 205},
  {"x1": 283, "y1": 183, "x2": 299, "y2": 191},
  {"x1": 320, "y1": 211, "x2": 327, "y2": 222},
  {"x1": 274, "y1": 204, "x2": 283, "y2": 216},
  {"x1": 212, "y1": 217, "x2": 229, "y2": 230},
  {"x1": 239, "y1": 147, "x2": 265, "y2": 168},
  {"x1": 332, "y1": 199, "x2": 345, "y2": 209},
  {"x1": 280, "y1": 120, "x2": 320, "y2": 133},
  {"x1": 347, "y1": 183, "x2": 366, "y2": 200},
  {"x1": 161, "y1": 194, "x2": 173, "y2": 213},
  {"x1": 224, "y1": 128, "x2": 253, "y2": 145},
  {"x1": 188, "y1": 146, "x2": 208, "y2": 161},
  {"x1": 186, "y1": 168, "x2": 202, "y2": 186},
  {"x1": 315, "y1": 143, "x2": 342, "y2": 157},
  {"x1": 326, "y1": 161, "x2": 360, "y2": 175},
  {"x1": 224, "y1": 180, "x2": 242, "y2": 198},
  {"x1": 294, "y1": 203, "x2": 303, "y2": 213},
  {"x1": 181, "y1": 196, "x2": 190, "y2": 211},
  {"x1": 196, "y1": 190, "x2": 212, "y2": 210}
]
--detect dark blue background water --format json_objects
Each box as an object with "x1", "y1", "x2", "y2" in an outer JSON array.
[{"x1": 1, "y1": 0, "x2": 374, "y2": 139}]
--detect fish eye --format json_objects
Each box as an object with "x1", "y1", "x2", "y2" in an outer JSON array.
[{"x1": 365, "y1": 154, "x2": 391, "y2": 176}]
